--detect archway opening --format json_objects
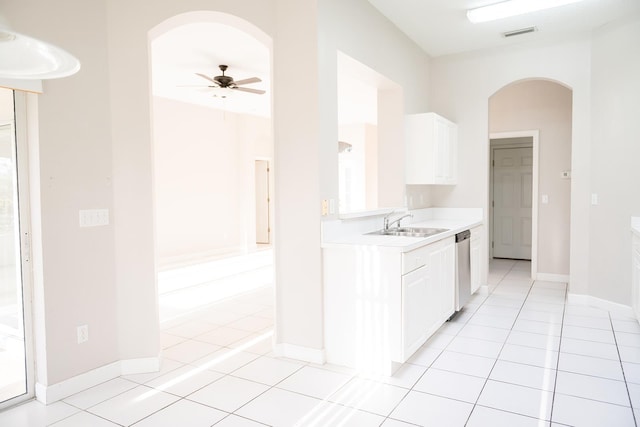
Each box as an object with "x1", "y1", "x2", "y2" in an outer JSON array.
[
  {"x1": 488, "y1": 79, "x2": 573, "y2": 285},
  {"x1": 148, "y1": 12, "x2": 275, "y2": 356}
]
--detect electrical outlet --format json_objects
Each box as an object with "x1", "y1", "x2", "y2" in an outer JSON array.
[
  {"x1": 591, "y1": 193, "x2": 599, "y2": 205},
  {"x1": 77, "y1": 325, "x2": 89, "y2": 344}
]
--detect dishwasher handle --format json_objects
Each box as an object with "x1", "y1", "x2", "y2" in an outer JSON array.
[{"x1": 455, "y1": 229, "x2": 471, "y2": 243}]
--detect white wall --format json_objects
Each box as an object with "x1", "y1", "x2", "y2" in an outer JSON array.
[
  {"x1": 153, "y1": 96, "x2": 271, "y2": 266},
  {"x1": 6, "y1": 0, "x2": 636, "y2": 392},
  {"x1": 489, "y1": 80, "x2": 572, "y2": 275},
  {"x1": 430, "y1": 18, "x2": 640, "y2": 305},
  {"x1": 0, "y1": 0, "x2": 276, "y2": 390},
  {"x1": 0, "y1": 0, "x2": 119, "y2": 385},
  {"x1": 318, "y1": 0, "x2": 430, "y2": 214},
  {"x1": 589, "y1": 18, "x2": 640, "y2": 304},
  {"x1": 338, "y1": 123, "x2": 378, "y2": 212},
  {"x1": 271, "y1": 0, "x2": 432, "y2": 356},
  {"x1": 429, "y1": 39, "x2": 592, "y2": 297}
]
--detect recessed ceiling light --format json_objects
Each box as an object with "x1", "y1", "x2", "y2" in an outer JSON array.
[{"x1": 467, "y1": 0, "x2": 586, "y2": 23}]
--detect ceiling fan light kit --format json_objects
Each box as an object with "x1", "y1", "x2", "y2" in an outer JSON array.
[
  {"x1": 211, "y1": 86, "x2": 233, "y2": 99},
  {"x1": 193, "y1": 64, "x2": 266, "y2": 97},
  {"x1": 467, "y1": 0, "x2": 586, "y2": 23},
  {"x1": 0, "y1": 14, "x2": 81, "y2": 79}
]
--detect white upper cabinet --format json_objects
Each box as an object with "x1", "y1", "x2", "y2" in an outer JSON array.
[{"x1": 405, "y1": 112, "x2": 458, "y2": 185}]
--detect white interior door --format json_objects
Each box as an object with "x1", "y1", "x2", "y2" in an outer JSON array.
[
  {"x1": 255, "y1": 160, "x2": 270, "y2": 244},
  {"x1": 492, "y1": 147, "x2": 533, "y2": 260}
]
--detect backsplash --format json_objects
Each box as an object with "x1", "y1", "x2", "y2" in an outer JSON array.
[{"x1": 322, "y1": 207, "x2": 483, "y2": 242}]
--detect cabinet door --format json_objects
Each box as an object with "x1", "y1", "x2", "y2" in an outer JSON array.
[
  {"x1": 435, "y1": 118, "x2": 458, "y2": 185},
  {"x1": 447, "y1": 123, "x2": 457, "y2": 184},
  {"x1": 439, "y1": 240, "x2": 456, "y2": 320},
  {"x1": 402, "y1": 266, "x2": 430, "y2": 358},
  {"x1": 634, "y1": 236, "x2": 640, "y2": 319},
  {"x1": 634, "y1": 256, "x2": 640, "y2": 318},
  {"x1": 434, "y1": 118, "x2": 450, "y2": 183},
  {"x1": 427, "y1": 240, "x2": 455, "y2": 324},
  {"x1": 470, "y1": 232, "x2": 481, "y2": 294},
  {"x1": 405, "y1": 113, "x2": 457, "y2": 185}
]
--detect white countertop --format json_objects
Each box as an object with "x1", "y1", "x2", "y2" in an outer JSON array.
[
  {"x1": 322, "y1": 217, "x2": 482, "y2": 252},
  {"x1": 633, "y1": 217, "x2": 640, "y2": 238}
]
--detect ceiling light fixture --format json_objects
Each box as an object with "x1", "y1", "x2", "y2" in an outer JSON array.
[
  {"x1": 0, "y1": 15, "x2": 80, "y2": 79},
  {"x1": 210, "y1": 86, "x2": 234, "y2": 99},
  {"x1": 467, "y1": 0, "x2": 585, "y2": 23}
]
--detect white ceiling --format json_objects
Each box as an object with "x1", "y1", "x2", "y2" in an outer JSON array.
[
  {"x1": 151, "y1": 22, "x2": 270, "y2": 117},
  {"x1": 151, "y1": 1, "x2": 639, "y2": 117},
  {"x1": 368, "y1": 0, "x2": 640, "y2": 57}
]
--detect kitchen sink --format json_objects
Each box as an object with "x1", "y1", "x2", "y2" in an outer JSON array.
[{"x1": 367, "y1": 227, "x2": 449, "y2": 238}]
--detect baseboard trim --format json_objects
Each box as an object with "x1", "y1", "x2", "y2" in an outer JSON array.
[
  {"x1": 274, "y1": 343, "x2": 325, "y2": 365},
  {"x1": 35, "y1": 356, "x2": 160, "y2": 404},
  {"x1": 567, "y1": 293, "x2": 635, "y2": 318},
  {"x1": 536, "y1": 273, "x2": 570, "y2": 283},
  {"x1": 476, "y1": 285, "x2": 490, "y2": 295},
  {"x1": 121, "y1": 356, "x2": 160, "y2": 376}
]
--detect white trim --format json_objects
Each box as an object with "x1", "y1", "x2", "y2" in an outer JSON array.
[
  {"x1": 274, "y1": 343, "x2": 326, "y2": 365},
  {"x1": 121, "y1": 357, "x2": 160, "y2": 376},
  {"x1": 489, "y1": 130, "x2": 540, "y2": 280},
  {"x1": 35, "y1": 356, "x2": 160, "y2": 404},
  {"x1": 567, "y1": 293, "x2": 635, "y2": 318},
  {"x1": 536, "y1": 273, "x2": 570, "y2": 283},
  {"x1": 0, "y1": 78, "x2": 43, "y2": 94},
  {"x1": 475, "y1": 285, "x2": 490, "y2": 295}
]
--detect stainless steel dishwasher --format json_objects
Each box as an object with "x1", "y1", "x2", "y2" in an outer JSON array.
[{"x1": 455, "y1": 230, "x2": 471, "y2": 311}]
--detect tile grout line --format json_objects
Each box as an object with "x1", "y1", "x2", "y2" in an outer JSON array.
[
  {"x1": 547, "y1": 279, "x2": 568, "y2": 424},
  {"x1": 610, "y1": 313, "x2": 639, "y2": 427},
  {"x1": 464, "y1": 261, "x2": 546, "y2": 425},
  {"x1": 380, "y1": 276, "x2": 482, "y2": 426}
]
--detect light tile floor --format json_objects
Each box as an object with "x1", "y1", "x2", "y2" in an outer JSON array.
[{"x1": 2, "y1": 259, "x2": 640, "y2": 426}]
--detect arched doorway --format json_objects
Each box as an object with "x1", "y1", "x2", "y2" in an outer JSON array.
[
  {"x1": 148, "y1": 12, "x2": 276, "y2": 359},
  {"x1": 488, "y1": 79, "x2": 573, "y2": 283}
]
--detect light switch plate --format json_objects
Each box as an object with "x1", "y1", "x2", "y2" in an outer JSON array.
[
  {"x1": 329, "y1": 199, "x2": 336, "y2": 214},
  {"x1": 591, "y1": 193, "x2": 599, "y2": 205},
  {"x1": 79, "y1": 209, "x2": 109, "y2": 227},
  {"x1": 321, "y1": 200, "x2": 329, "y2": 216}
]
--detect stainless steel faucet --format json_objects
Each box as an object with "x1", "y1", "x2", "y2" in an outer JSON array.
[{"x1": 384, "y1": 211, "x2": 413, "y2": 230}]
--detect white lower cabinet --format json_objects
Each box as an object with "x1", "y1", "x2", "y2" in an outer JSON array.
[
  {"x1": 470, "y1": 226, "x2": 483, "y2": 294},
  {"x1": 633, "y1": 234, "x2": 640, "y2": 320},
  {"x1": 401, "y1": 265, "x2": 431, "y2": 358},
  {"x1": 324, "y1": 236, "x2": 456, "y2": 374},
  {"x1": 433, "y1": 239, "x2": 456, "y2": 321},
  {"x1": 399, "y1": 236, "x2": 456, "y2": 361}
]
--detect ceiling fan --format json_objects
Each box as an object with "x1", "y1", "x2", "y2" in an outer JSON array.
[{"x1": 194, "y1": 64, "x2": 265, "y2": 96}]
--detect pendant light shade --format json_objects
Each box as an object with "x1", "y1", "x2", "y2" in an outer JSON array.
[{"x1": 0, "y1": 16, "x2": 80, "y2": 79}]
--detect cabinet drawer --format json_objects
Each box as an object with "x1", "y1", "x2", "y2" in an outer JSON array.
[{"x1": 402, "y1": 245, "x2": 431, "y2": 274}]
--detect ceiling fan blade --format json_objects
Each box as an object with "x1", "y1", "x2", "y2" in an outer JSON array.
[
  {"x1": 233, "y1": 77, "x2": 262, "y2": 86},
  {"x1": 195, "y1": 73, "x2": 218, "y2": 84},
  {"x1": 233, "y1": 87, "x2": 266, "y2": 95}
]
